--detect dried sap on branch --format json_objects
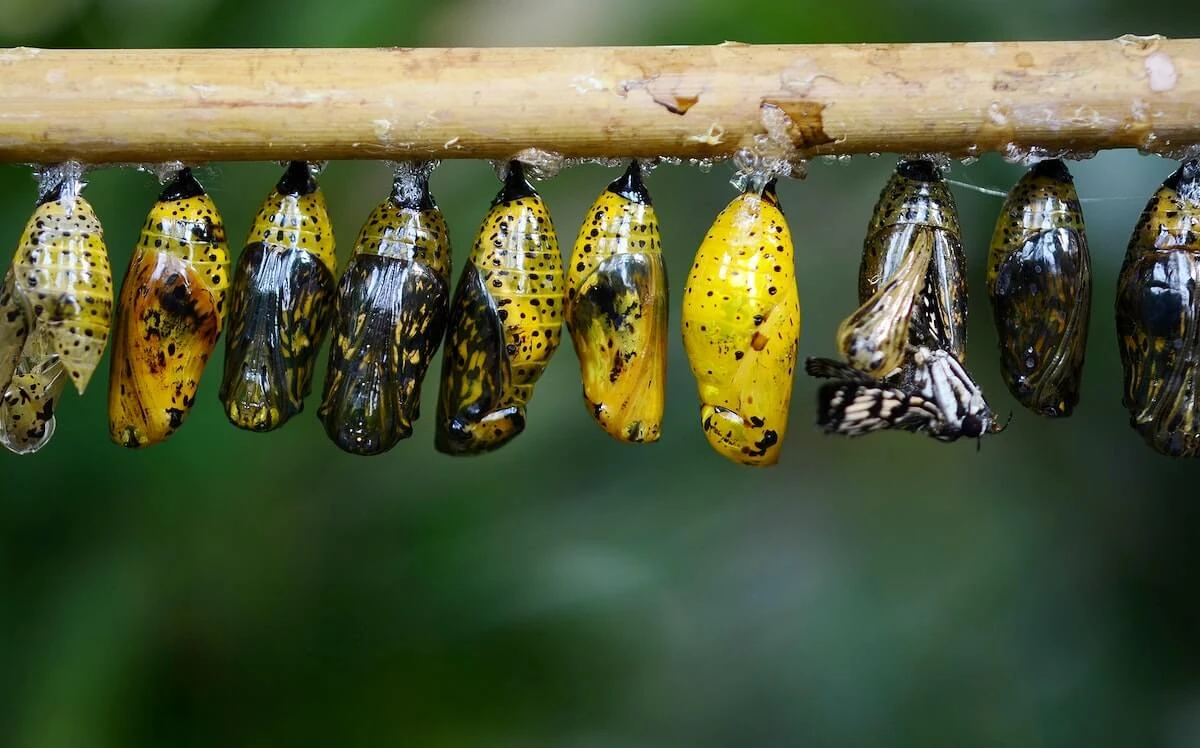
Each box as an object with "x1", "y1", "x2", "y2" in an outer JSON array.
[
  {"x1": 987, "y1": 158, "x2": 1091, "y2": 418},
  {"x1": 319, "y1": 164, "x2": 451, "y2": 456},
  {"x1": 220, "y1": 161, "x2": 337, "y2": 432},
  {"x1": 109, "y1": 168, "x2": 230, "y2": 448},
  {"x1": 681, "y1": 180, "x2": 800, "y2": 467},
  {"x1": 436, "y1": 161, "x2": 564, "y2": 456},
  {"x1": 0, "y1": 177, "x2": 112, "y2": 453},
  {"x1": 565, "y1": 161, "x2": 667, "y2": 444},
  {"x1": 1116, "y1": 159, "x2": 1200, "y2": 457}
]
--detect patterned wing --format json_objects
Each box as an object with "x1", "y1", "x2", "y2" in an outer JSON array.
[
  {"x1": 567, "y1": 251, "x2": 667, "y2": 443},
  {"x1": 319, "y1": 255, "x2": 405, "y2": 455},
  {"x1": 1116, "y1": 161, "x2": 1200, "y2": 456},
  {"x1": 988, "y1": 158, "x2": 1090, "y2": 417},
  {"x1": 435, "y1": 263, "x2": 520, "y2": 455},
  {"x1": 108, "y1": 250, "x2": 222, "y2": 448},
  {"x1": 1117, "y1": 252, "x2": 1200, "y2": 456},
  {"x1": 220, "y1": 243, "x2": 336, "y2": 431},
  {"x1": 815, "y1": 381, "x2": 942, "y2": 438},
  {"x1": 319, "y1": 255, "x2": 448, "y2": 455},
  {"x1": 990, "y1": 227, "x2": 1090, "y2": 416},
  {"x1": 391, "y1": 259, "x2": 450, "y2": 433},
  {"x1": 803, "y1": 356, "x2": 874, "y2": 383}
]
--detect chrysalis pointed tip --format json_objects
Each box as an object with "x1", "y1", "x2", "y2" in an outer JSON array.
[
  {"x1": 275, "y1": 160, "x2": 318, "y2": 196},
  {"x1": 896, "y1": 159, "x2": 940, "y2": 183},
  {"x1": 1029, "y1": 158, "x2": 1072, "y2": 183},
  {"x1": 492, "y1": 161, "x2": 537, "y2": 206},
  {"x1": 388, "y1": 171, "x2": 435, "y2": 211},
  {"x1": 158, "y1": 168, "x2": 206, "y2": 202},
  {"x1": 36, "y1": 180, "x2": 67, "y2": 206},
  {"x1": 607, "y1": 161, "x2": 652, "y2": 205}
]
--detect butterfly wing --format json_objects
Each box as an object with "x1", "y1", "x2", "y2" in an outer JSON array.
[
  {"x1": 568, "y1": 251, "x2": 668, "y2": 443},
  {"x1": 109, "y1": 250, "x2": 221, "y2": 448},
  {"x1": 435, "y1": 263, "x2": 519, "y2": 455}
]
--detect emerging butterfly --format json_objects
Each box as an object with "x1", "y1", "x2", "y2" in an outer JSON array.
[
  {"x1": 319, "y1": 161, "x2": 452, "y2": 456},
  {"x1": 988, "y1": 158, "x2": 1091, "y2": 418},
  {"x1": 0, "y1": 171, "x2": 112, "y2": 454},
  {"x1": 108, "y1": 168, "x2": 230, "y2": 448},
  {"x1": 806, "y1": 346, "x2": 1006, "y2": 443},
  {"x1": 220, "y1": 161, "x2": 338, "y2": 432},
  {"x1": 436, "y1": 161, "x2": 564, "y2": 456},
  {"x1": 565, "y1": 161, "x2": 667, "y2": 444},
  {"x1": 841, "y1": 158, "x2": 968, "y2": 374},
  {"x1": 1115, "y1": 159, "x2": 1200, "y2": 457},
  {"x1": 681, "y1": 178, "x2": 800, "y2": 467}
]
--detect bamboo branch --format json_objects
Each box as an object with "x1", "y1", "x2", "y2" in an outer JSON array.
[{"x1": 0, "y1": 38, "x2": 1197, "y2": 165}]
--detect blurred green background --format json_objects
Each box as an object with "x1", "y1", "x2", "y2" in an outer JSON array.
[{"x1": 4, "y1": 2, "x2": 1200, "y2": 746}]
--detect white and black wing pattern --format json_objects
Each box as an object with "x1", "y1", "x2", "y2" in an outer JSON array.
[
  {"x1": 816, "y1": 381, "x2": 944, "y2": 437},
  {"x1": 807, "y1": 351, "x2": 1006, "y2": 442}
]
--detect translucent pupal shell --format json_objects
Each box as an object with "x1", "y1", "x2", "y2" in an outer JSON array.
[
  {"x1": 681, "y1": 180, "x2": 800, "y2": 467},
  {"x1": 436, "y1": 161, "x2": 564, "y2": 455},
  {"x1": 108, "y1": 169, "x2": 230, "y2": 448},
  {"x1": 987, "y1": 159, "x2": 1091, "y2": 417},
  {"x1": 837, "y1": 230, "x2": 932, "y2": 377},
  {"x1": 0, "y1": 268, "x2": 29, "y2": 398},
  {"x1": 857, "y1": 159, "x2": 967, "y2": 360},
  {"x1": 0, "y1": 326, "x2": 67, "y2": 455},
  {"x1": 9, "y1": 181, "x2": 113, "y2": 393},
  {"x1": 318, "y1": 167, "x2": 452, "y2": 456},
  {"x1": 220, "y1": 161, "x2": 338, "y2": 432},
  {"x1": 565, "y1": 161, "x2": 667, "y2": 444},
  {"x1": 1115, "y1": 159, "x2": 1200, "y2": 457}
]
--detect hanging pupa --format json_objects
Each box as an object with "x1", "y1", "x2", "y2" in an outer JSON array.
[
  {"x1": 220, "y1": 161, "x2": 338, "y2": 432},
  {"x1": 436, "y1": 160, "x2": 565, "y2": 456},
  {"x1": 0, "y1": 168, "x2": 112, "y2": 454},
  {"x1": 837, "y1": 159, "x2": 967, "y2": 376},
  {"x1": 1116, "y1": 159, "x2": 1200, "y2": 457},
  {"x1": 108, "y1": 168, "x2": 230, "y2": 448},
  {"x1": 681, "y1": 178, "x2": 800, "y2": 467},
  {"x1": 565, "y1": 161, "x2": 667, "y2": 444},
  {"x1": 318, "y1": 161, "x2": 452, "y2": 456},
  {"x1": 987, "y1": 158, "x2": 1091, "y2": 417}
]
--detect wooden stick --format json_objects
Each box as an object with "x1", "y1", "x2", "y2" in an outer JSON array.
[{"x1": 0, "y1": 38, "x2": 1197, "y2": 165}]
